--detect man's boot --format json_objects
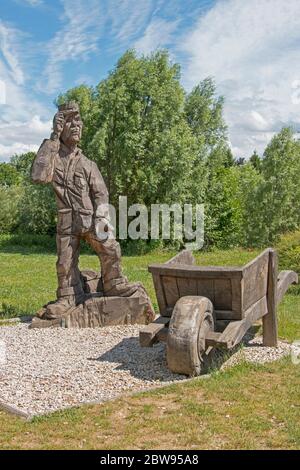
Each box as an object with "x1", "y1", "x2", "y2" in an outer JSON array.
[
  {"x1": 103, "y1": 276, "x2": 142, "y2": 297},
  {"x1": 103, "y1": 276, "x2": 156, "y2": 323},
  {"x1": 45, "y1": 295, "x2": 76, "y2": 319}
]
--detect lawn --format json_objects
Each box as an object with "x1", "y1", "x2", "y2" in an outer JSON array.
[{"x1": 0, "y1": 237, "x2": 299, "y2": 449}]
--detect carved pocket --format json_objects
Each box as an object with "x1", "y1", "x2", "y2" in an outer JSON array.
[
  {"x1": 57, "y1": 208, "x2": 72, "y2": 234},
  {"x1": 78, "y1": 208, "x2": 93, "y2": 231},
  {"x1": 74, "y1": 171, "x2": 86, "y2": 189}
]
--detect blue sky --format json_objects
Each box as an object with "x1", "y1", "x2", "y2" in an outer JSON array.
[{"x1": 1, "y1": 0, "x2": 300, "y2": 161}]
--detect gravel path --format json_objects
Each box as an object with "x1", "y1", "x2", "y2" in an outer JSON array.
[{"x1": 0, "y1": 323, "x2": 291, "y2": 417}]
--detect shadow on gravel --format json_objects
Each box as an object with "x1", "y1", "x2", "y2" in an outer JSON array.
[
  {"x1": 90, "y1": 336, "x2": 183, "y2": 382},
  {"x1": 90, "y1": 324, "x2": 261, "y2": 380}
]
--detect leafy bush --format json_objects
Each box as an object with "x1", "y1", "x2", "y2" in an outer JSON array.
[
  {"x1": 18, "y1": 183, "x2": 57, "y2": 235},
  {"x1": 0, "y1": 233, "x2": 56, "y2": 253},
  {"x1": 0, "y1": 185, "x2": 23, "y2": 233},
  {"x1": 277, "y1": 231, "x2": 300, "y2": 274}
]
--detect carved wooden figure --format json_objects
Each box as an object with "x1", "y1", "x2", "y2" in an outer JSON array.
[{"x1": 30, "y1": 101, "x2": 154, "y2": 327}]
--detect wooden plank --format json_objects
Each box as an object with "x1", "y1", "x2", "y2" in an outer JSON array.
[
  {"x1": 152, "y1": 273, "x2": 167, "y2": 314},
  {"x1": 162, "y1": 276, "x2": 180, "y2": 307},
  {"x1": 277, "y1": 270, "x2": 298, "y2": 305},
  {"x1": 244, "y1": 296, "x2": 268, "y2": 323},
  {"x1": 218, "y1": 296, "x2": 268, "y2": 349},
  {"x1": 165, "y1": 250, "x2": 195, "y2": 266},
  {"x1": 242, "y1": 248, "x2": 270, "y2": 271},
  {"x1": 263, "y1": 249, "x2": 278, "y2": 347},
  {"x1": 177, "y1": 277, "x2": 198, "y2": 297},
  {"x1": 156, "y1": 327, "x2": 168, "y2": 343},
  {"x1": 231, "y1": 277, "x2": 243, "y2": 318},
  {"x1": 205, "y1": 331, "x2": 228, "y2": 348},
  {"x1": 214, "y1": 310, "x2": 242, "y2": 320},
  {"x1": 149, "y1": 264, "x2": 243, "y2": 279},
  {"x1": 214, "y1": 279, "x2": 232, "y2": 310},
  {"x1": 242, "y1": 249, "x2": 269, "y2": 312},
  {"x1": 217, "y1": 320, "x2": 248, "y2": 349},
  {"x1": 197, "y1": 279, "x2": 214, "y2": 303},
  {"x1": 212, "y1": 294, "x2": 267, "y2": 321},
  {"x1": 139, "y1": 317, "x2": 170, "y2": 347}
]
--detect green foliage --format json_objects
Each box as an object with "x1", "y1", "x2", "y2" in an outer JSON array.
[
  {"x1": 1, "y1": 51, "x2": 300, "y2": 252},
  {"x1": 0, "y1": 163, "x2": 20, "y2": 186},
  {"x1": 87, "y1": 50, "x2": 196, "y2": 208},
  {"x1": 261, "y1": 128, "x2": 300, "y2": 241},
  {"x1": 203, "y1": 152, "x2": 243, "y2": 248},
  {"x1": 276, "y1": 230, "x2": 300, "y2": 274},
  {"x1": 243, "y1": 128, "x2": 300, "y2": 247},
  {"x1": 185, "y1": 77, "x2": 227, "y2": 151},
  {"x1": 236, "y1": 163, "x2": 265, "y2": 247},
  {"x1": 249, "y1": 150, "x2": 261, "y2": 172},
  {"x1": 10, "y1": 152, "x2": 36, "y2": 178},
  {"x1": 18, "y1": 183, "x2": 57, "y2": 235},
  {"x1": 0, "y1": 185, "x2": 23, "y2": 233}
]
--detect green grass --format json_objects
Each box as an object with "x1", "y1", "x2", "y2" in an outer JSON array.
[
  {"x1": 0, "y1": 242, "x2": 299, "y2": 342},
  {"x1": 0, "y1": 236, "x2": 299, "y2": 449},
  {"x1": 0, "y1": 358, "x2": 299, "y2": 450}
]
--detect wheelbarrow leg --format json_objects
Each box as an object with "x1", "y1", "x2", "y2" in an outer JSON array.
[{"x1": 263, "y1": 249, "x2": 278, "y2": 347}]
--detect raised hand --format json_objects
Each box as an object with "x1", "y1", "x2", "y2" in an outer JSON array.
[{"x1": 51, "y1": 111, "x2": 65, "y2": 141}]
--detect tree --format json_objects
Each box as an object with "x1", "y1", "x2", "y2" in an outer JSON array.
[
  {"x1": 0, "y1": 185, "x2": 23, "y2": 233},
  {"x1": 59, "y1": 50, "x2": 196, "y2": 211},
  {"x1": 235, "y1": 157, "x2": 245, "y2": 166},
  {"x1": 10, "y1": 152, "x2": 36, "y2": 178},
  {"x1": 0, "y1": 163, "x2": 20, "y2": 186},
  {"x1": 259, "y1": 127, "x2": 300, "y2": 243},
  {"x1": 185, "y1": 77, "x2": 227, "y2": 152},
  {"x1": 236, "y1": 162, "x2": 264, "y2": 246},
  {"x1": 18, "y1": 183, "x2": 57, "y2": 235},
  {"x1": 249, "y1": 150, "x2": 261, "y2": 171}
]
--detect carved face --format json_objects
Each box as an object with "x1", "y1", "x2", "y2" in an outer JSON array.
[{"x1": 60, "y1": 111, "x2": 83, "y2": 147}]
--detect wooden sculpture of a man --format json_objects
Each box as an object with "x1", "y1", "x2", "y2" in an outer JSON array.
[{"x1": 31, "y1": 101, "x2": 153, "y2": 321}]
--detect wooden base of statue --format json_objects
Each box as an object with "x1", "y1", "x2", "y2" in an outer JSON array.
[{"x1": 30, "y1": 270, "x2": 154, "y2": 329}]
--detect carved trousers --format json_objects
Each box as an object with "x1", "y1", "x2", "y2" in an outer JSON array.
[{"x1": 56, "y1": 232, "x2": 123, "y2": 298}]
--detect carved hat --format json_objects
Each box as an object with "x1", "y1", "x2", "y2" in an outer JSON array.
[{"x1": 58, "y1": 101, "x2": 80, "y2": 114}]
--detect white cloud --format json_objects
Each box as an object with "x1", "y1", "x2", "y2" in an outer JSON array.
[
  {"x1": 41, "y1": 0, "x2": 159, "y2": 93},
  {"x1": 40, "y1": 0, "x2": 105, "y2": 93},
  {"x1": 0, "y1": 22, "x2": 25, "y2": 86},
  {"x1": 109, "y1": 0, "x2": 154, "y2": 42},
  {"x1": 13, "y1": 0, "x2": 43, "y2": 6},
  {"x1": 23, "y1": 0, "x2": 43, "y2": 5},
  {"x1": 0, "y1": 115, "x2": 52, "y2": 162},
  {"x1": 181, "y1": 0, "x2": 300, "y2": 157},
  {"x1": 0, "y1": 21, "x2": 52, "y2": 161},
  {"x1": 134, "y1": 18, "x2": 179, "y2": 55}
]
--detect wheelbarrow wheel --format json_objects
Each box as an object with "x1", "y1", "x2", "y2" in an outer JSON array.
[{"x1": 166, "y1": 296, "x2": 215, "y2": 376}]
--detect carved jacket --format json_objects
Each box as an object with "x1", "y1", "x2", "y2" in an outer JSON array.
[{"x1": 31, "y1": 139, "x2": 109, "y2": 235}]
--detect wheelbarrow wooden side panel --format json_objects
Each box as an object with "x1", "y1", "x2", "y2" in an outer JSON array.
[
  {"x1": 148, "y1": 248, "x2": 292, "y2": 324},
  {"x1": 141, "y1": 248, "x2": 298, "y2": 375},
  {"x1": 149, "y1": 263, "x2": 243, "y2": 320}
]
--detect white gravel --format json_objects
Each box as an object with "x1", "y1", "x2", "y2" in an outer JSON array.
[
  {"x1": 220, "y1": 335, "x2": 291, "y2": 370},
  {"x1": 0, "y1": 323, "x2": 291, "y2": 417}
]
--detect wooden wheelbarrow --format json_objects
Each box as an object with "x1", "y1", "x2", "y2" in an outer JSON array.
[{"x1": 139, "y1": 248, "x2": 298, "y2": 376}]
